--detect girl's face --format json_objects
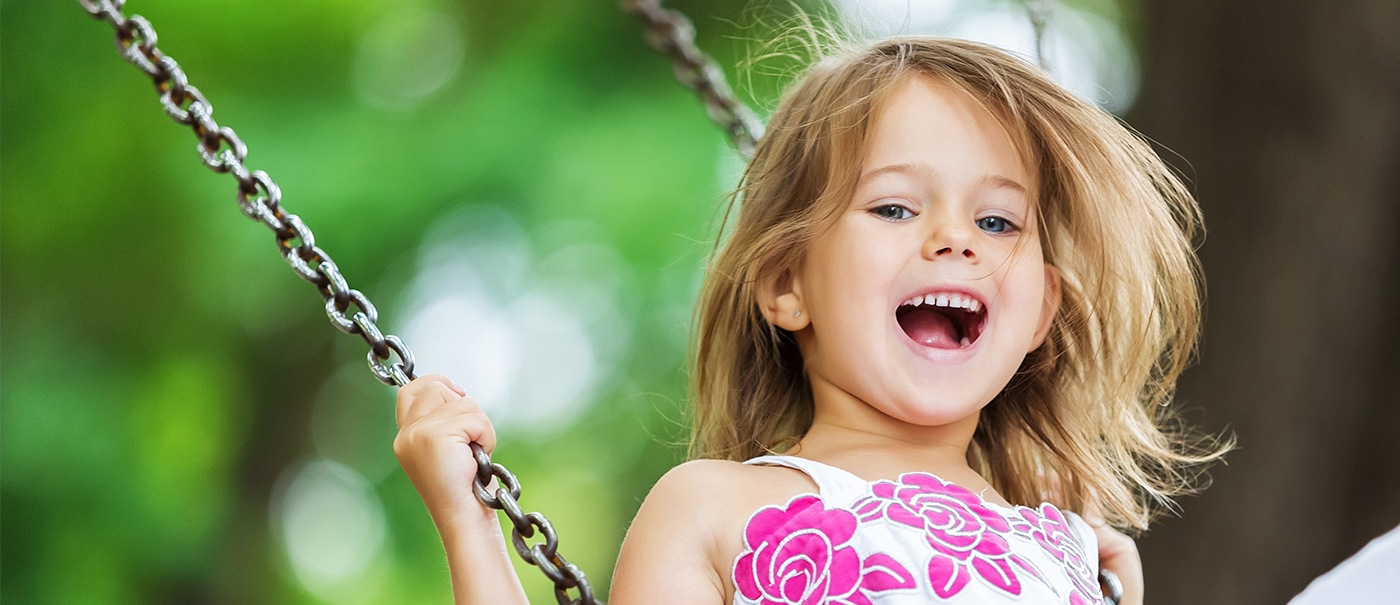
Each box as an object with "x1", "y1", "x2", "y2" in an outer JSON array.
[{"x1": 780, "y1": 75, "x2": 1059, "y2": 431}]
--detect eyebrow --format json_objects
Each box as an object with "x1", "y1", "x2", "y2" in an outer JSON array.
[{"x1": 857, "y1": 162, "x2": 1028, "y2": 195}]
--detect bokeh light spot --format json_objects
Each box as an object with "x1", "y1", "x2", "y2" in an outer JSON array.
[
  {"x1": 834, "y1": 0, "x2": 1139, "y2": 113},
  {"x1": 272, "y1": 459, "x2": 387, "y2": 601},
  {"x1": 397, "y1": 205, "x2": 634, "y2": 435},
  {"x1": 352, "y1": 6, "x2": 467, "y2": 111}
]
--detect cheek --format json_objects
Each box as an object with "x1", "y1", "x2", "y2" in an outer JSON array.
[
  {"x1": 805, "y1": 232, "x2": 897, "y2": 310},
  {"x1": 993, "y1": 252, "x2": 1050, "y2": 333}
]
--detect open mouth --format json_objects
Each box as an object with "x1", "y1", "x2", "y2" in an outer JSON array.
[{"x1": 896, "y1": 292, "x2": 987, "y2": 349}]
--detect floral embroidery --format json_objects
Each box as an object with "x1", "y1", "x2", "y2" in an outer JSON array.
[
  {"x1": 734, "y1": 495, "x2": 916, "y2": 605},
  {"x1": 1010, "y1": 503, "x2": 1104, "y2": 604},
  {"x1": 852, "y1": 473, "x2": 1031, "y2": 599},
  {"x1": 734, "y1": 465, "x2": 1104, "y2": 604}
]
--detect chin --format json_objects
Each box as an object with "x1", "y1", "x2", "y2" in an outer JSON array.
[{"x1": 886, "y1": 394, "x2": 989, "y2": 428}]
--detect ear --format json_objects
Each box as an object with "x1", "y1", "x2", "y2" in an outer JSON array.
[
  {"x1": 1029, "y1": 264, "x2": 1061, "y2": 351},
  {"x1": 757, "y1": 267, "x2": 810, "y2": 332}
]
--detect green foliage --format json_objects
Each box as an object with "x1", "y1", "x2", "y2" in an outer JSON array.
[
  {"x1": 2, "y1": 0, "x2": 1138, "y2": 602},
  {"x1": 0, "y1": 0, "x2": 805, "y2": 602}
]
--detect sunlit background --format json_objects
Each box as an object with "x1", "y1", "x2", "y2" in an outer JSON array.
[{"x1": 4, "y1": 0, "x2": 1397, "y2": 604}]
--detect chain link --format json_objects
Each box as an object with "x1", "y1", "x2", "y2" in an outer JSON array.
[
  {"x1": 1099, "y1": 568, "x2": 1123, "y2": 605},
  {"x1": 1024, "y1": 0, "x2": 1055, "y2": 69},
  {"x1": 622, "y1": 0, "x2": 763, "y2": 158},
  {"x1": 82, "y1": 2, "x2": 600, "y2": 602},
  {"x1": 474, "y1": 443, "x2": 599, "y2": 605}
]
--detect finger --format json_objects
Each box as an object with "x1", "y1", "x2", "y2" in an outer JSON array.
[
  {"x1": 406, "y1": 382, "x2": 468, "y2": 428},
  {"x1": 410, "y1": 373, "x2": 469, "y2": 398},
  {"x1": 446, "y1": 379, "x2": 467, "y2": 397},
  {"x1": 1092, "y1": 525, "x2": 1143, "y2": 605},
  {"x1": 415, "y1": 397, "x2": 495, "y2": 453},
  {"x1": 392, "y1": 399, "x2": 492, "y2": 471},
  {"x1": 396, "y1": 375, "x2": 461, "y2": 428}
]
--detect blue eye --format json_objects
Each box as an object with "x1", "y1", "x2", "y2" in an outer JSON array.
[
  {"x1": 872, "y1": 204, "x2": 915, "y2": 221},
  {"x1": 976, "y1": 216, "x2": 1018, "y2": 233}
]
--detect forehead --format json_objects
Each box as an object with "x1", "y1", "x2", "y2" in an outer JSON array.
[{"x1": 859, "y1": 75, "x2": 1031, "y2": 193}]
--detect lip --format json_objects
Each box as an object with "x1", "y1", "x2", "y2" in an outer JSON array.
[{"x1": 893, "y1": 285, "x2": 990, "y2": 363}]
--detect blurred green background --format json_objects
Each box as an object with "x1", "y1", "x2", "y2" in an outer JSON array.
[
  {"x1": 1, "y1": 1, "x2": 798, "y2": 602},
  {"x1": 4, "y1": 1, "x2": 1397, "y2": 604}
]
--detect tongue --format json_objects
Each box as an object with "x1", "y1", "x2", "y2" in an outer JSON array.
[{"x1": 900, "y1": 307, "x2": 961, "y2": 348}]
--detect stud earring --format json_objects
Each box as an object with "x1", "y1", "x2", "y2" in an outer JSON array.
[{"x1": 793, "y1": 309, "x2": 802, "y2": 318}]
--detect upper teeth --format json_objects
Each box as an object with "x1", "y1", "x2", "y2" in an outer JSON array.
[{"x1": 900, "y1": 292, "x2": 981, "y2": 313}]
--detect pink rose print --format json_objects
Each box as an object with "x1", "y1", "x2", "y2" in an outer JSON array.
[
  {"x1": 734, "y1": 495, "x2": 916, "y2": 605},
  {"x1": 1069, "y1": 589, "x2": 1096, "y2": 605},
  {"x1": 853, "y1": 473, "x2": 1029, "y2": 599},
  {"x1": 1011, "y1": 503, "x2": 1103, "y2": 604}
]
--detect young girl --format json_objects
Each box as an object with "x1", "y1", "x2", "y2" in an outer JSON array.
[{"x1": 393, "y1": 35, "x2": 1226, "y2": 605}]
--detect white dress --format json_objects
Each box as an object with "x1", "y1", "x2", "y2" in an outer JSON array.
[{"x1": 731, "y1": 455, "x2": 1106, "y2": 605}]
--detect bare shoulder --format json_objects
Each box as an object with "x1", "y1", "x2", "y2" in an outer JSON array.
[
  {"x1": 608, "y1": 459, "x2": 819, "y2": 605},
  {"x1": 655, "y1": 458, "x2": 749, "y2": 488},
  {"x1": 648, "y1": 458, "x2": 819, "y2": 513},
  {"x1": 651, "y1": 459, "x2": 758, "y2": 496},
  {"x1": 627, "y1": 459, "x2": 771, "y2": 543}
]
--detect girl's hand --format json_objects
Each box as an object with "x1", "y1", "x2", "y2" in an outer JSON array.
[
  {"x1": 395, "y1": 375, "x2": 527, "y2": 604},
  {"x1": 1092, "y1": 522, "x2": 1143, "y2": 605},
  {"x1": 393, "y1": 374, "x2": 497, "y2": 529}
]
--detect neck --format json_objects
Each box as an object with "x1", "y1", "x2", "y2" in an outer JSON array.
[
  {"x1": 797, "y1": 422, "x2": 974, "y2": 468},
  {"x1": 791, "y1": 376, "x2": 983, "y2": 481}
]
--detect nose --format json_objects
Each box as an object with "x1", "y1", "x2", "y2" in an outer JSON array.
[{"x1": 922, "y1": 222, "x2": 977, "y2": 261}]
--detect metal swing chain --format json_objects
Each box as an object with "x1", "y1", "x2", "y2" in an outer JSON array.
[
  {"x1": 85, "y1": 0, "x2": 1113, "y2": 602},
  {"x1": 79, "y1": 0, "x2": 416, "y2": 388},
  {"x1": 80, "y1": 2, "x2": 598, "y2": 603},
  {"x1": 622, "y1": 0, "x2": 764, "y2": 158},
  {"x1": 1025, "y1": 0, "x2": 1054, "y2": 69}
]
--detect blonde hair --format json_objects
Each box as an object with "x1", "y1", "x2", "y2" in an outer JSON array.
[{"x1": 689, "y1": 36, "x2": 1230, "y2": 532}]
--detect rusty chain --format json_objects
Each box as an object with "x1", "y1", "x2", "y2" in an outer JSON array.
[
  {"x1": 622, "y1": 0, "x2": 763, "y2": 158},
  {"x1": 80, "y1": 2, "x2": 598, "y2": 603}
]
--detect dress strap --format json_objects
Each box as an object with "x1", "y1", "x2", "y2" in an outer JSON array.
[
  {"x1": 743, "y1": 455, "x2": 871, "y2": 505},
  {"x1": 1064, "y1": 510, "x2": 1101, "y2": 573}
]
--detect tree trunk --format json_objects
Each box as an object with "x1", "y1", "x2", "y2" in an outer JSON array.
[{"x1": 1130, "y1": 0, "x2": 1400, "y2": 603}]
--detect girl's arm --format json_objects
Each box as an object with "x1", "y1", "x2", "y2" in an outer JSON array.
[
  {"x1": 609, "y1": 461, "x2": 731, "y2": 604},
  {"x1": 394, "y1": 375, "x2": 528, "y2": 605}
]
